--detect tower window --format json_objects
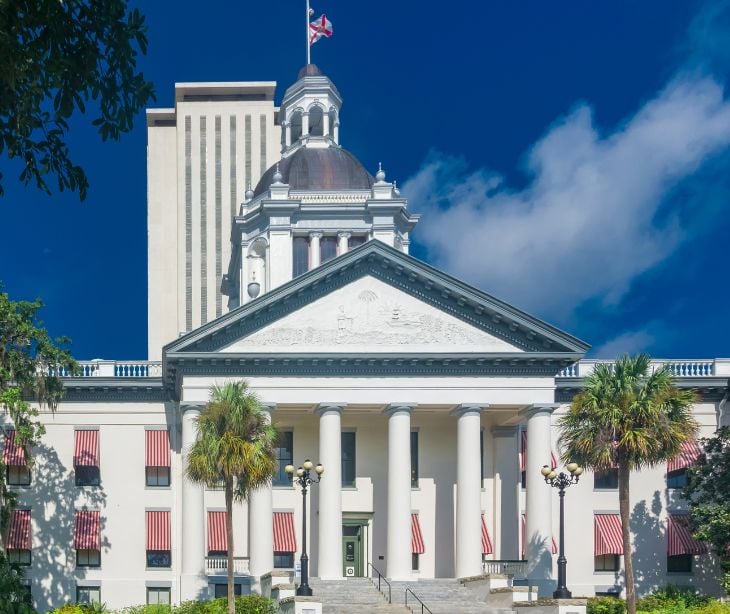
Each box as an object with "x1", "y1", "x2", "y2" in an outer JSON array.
[
  {"x1": 290, "y1": 111, "x2": 303, "y2": 142},
  {"x1": 293, "y1": 237, "x2": 309, "y2": 277},
  {"x1": 321, "y1": 237, "x2": 337, "y2": 263},
  {"x1": 309, "y1": 106, "x2": 324, "y2": 137}
]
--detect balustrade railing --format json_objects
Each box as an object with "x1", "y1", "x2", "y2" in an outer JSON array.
[
  {"x1": 557, "y1": 359, "x2": 725, "y2": 378},
  {"x1": 51, "y1": 360, "x2": 162, "y2": 378},
  {"x1": 482, "y1": 559, "x2": 527, "y2": 577},
  {"x1": 205, "y1": 556, "x2": 249, "y2": 575}
]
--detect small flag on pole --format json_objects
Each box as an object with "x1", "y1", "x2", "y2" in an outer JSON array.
[{"x1": 309, "y1": 14, "x2": 333, "y2": 45}]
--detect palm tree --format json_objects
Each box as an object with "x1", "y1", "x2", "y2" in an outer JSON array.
[
  {"x1": 186, "y1": 381, "x2": 277, "y2": 614},
  {"x1": 557, "y1": 354, "x2": 697, "y2": 614}
]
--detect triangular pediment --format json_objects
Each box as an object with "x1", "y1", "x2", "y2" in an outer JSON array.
[
  {"x1": 221, "y1": 275, "x2": 522, "y2": 353},
  {"x1": 164, "y1": 241, "x2": 589, "y2": 368}
]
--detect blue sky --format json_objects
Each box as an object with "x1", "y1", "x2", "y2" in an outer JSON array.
[{"x1": 2, "y1": 0, "x2": 730, "y2": 360}]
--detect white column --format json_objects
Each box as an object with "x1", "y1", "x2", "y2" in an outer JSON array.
[
  {"x1": 181, "y1": 404, "x2": 206, "y2": 600},
  {"x1": 309, "y1": 231, "x2": 322, "y2": 269},
  {"x1": 249, "y1": 403, "x2": 275, "y2": 591},
  {"x1": 285, "y1": 122, "x2": 291, "y2": 147},
  {"x1": 385, "y1": 403, "x2": 416, "y2": 580},
  {"x1": 302, "y1": 112, "x2": 310, "y2": 137},
  {"x1": 492, "y1": 426, "x2": 520, "y2": 560},
  {"x1": 452, "y1": 404, "x2": 486, "y2": 579},
  {"x1": 323, "y1": 112, "x2": 330, "y2": 137},
  {"x1": 333, "y1": 122, "x2": 339, "y2": 144},
  {"x1": 520, "y1": 404, "x2": 556, "y2": 594},
  {"x1": 317, "y1": 403, "x2": 344, "y2": 579},
  {"x1": 337, "y1": 231, "x2": 351, "y2": 255}
]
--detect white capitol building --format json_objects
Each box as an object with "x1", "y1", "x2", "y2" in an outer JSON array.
[{"x1": 3, "y1": 64, "x2": 728, "y2": 612}]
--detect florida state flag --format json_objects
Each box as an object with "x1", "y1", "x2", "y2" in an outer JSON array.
[{"x1": 310, "y1": 14, "x2": 333, "y2": 45}]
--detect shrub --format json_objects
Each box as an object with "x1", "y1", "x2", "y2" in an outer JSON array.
[
  {"x1": 50, "y1": 605, "x2": 107, "y2": 614},
  {"x1": 694, "y1": 604, "x2": 730, "y2": 614},
  {"x1": 168, "y1": 597, "x2": 275, "y2": 614},
  {"x1": 588, "y1": 596, "x2": 626, "y2": 614},
  {"x1": 119, "y1": 607, "x2": 172, "y2": 614},
  {"x1": 636, "y1": 585, "x2": 712, "y2": 612}
]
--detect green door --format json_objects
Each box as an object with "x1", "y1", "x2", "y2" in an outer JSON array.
[{"x1": 342, "y1": 524, "x2": 363, "y2": 577}]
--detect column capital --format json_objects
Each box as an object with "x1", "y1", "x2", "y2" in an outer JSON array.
[
  {"x1": 491, "y1": 425, "x2": 519, "y2": 438},
  {"x1": 309, "y1": 230, "x2": 323, "y2": 239},
  {"x1": 259, "y1": 402, "x2": 276, "y2": 417},
  {"x1": 337, "y1": 231, "x2": 352, "y2": 239},
  {"x1": 180, "y1": 402, "x2": 206, "y2": 414},
  {"x1": 316, "y1": 402, "x2": 346, "y2": 416},
  {"x1": 519, "y1": 403, "x2": 558, "y2": 419},
  {"x1": 450, "y1": 403, "x2": 488, "y2": 418},
  {"x1": 383, "y1": 402, "x2": 417, "y2": 417}
]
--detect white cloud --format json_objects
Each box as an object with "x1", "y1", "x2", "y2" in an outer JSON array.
[
  {"x1": 403, "y1": 75, "x2": 730, "y2": 323},
  {"x1": 592, "y1": 329, "x2": 657, "y2": 359}
]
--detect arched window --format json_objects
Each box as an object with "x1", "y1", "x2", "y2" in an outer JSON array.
[
  {"x1": 308, "y1": 105, "x2": 324, "y2": 137},
  {"x1": 290, "y1": 110, "x2": 303, "y2": 142}
]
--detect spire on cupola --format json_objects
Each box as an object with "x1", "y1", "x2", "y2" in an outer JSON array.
[{"x1": 279, "y1": 64, "x2": 342, "y2": 155}]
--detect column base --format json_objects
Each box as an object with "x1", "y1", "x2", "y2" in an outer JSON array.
[{"x1": 179, "y1": 573, "x2": 208, "y2": 601}]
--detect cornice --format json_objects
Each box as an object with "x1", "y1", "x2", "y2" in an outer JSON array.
[
  {"x1": 555, "y1": 377, "x2": 730, "y2": 403},
  {"x1": 58, "y1": 378, "x2": 166, "y2": 403}
]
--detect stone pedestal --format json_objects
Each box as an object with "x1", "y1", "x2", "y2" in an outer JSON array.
[{"x1": 278, "y1": 596, "x2": 323, "y2": 614}]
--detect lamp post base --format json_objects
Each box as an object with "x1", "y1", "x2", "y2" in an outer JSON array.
[
  {"x1": 553, "y1": 588, "x2": 573, "y2": 599},
  {"x1": 296, "y1": 585, "x2": 313, "y2": 597}
]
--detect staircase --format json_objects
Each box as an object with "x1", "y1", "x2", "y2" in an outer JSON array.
[
  {"x1": 389, "y1": 578, "x2": 517, "y2": 614},
  {"x1": 308, "y1": 577, "x2": 410, "y2": 613}
]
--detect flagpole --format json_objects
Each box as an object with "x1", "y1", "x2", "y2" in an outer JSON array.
[{"x1": 306, "y1": 0, "x2": 311, "y2": 65}]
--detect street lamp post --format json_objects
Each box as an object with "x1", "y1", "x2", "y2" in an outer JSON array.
[
  {"x1": 285, "y1": 459, "x2": 324, "y2": 597},
  {"x1": 541, "y1": 462, "x2": 583, "y2": 599}
]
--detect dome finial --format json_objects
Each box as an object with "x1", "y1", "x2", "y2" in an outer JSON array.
[
  {"x1": 272, "y1": 162, "x2": 284, "y2": 185},
  {"x1": 393, "y1": 179, "x2": 400, "y2": 196},
  {"x1": 375, "y1": 162, "x2": 386, "y2": 183},
  {"x1": 245, "y1": 182, "x2": 254, "y2": 202}
]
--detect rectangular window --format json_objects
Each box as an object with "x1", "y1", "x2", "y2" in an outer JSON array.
[
  {"x1": 76, "y1": 549, "x2": 100, "y2": 568},
  {"x1": 8, "y1": 549, "x2": 31, "y2": 566},
  {"x1": 146, "y1": 550, "x2": 172, "y2": 568},
  {"x1": 147, "y1": 587, "x2": 171, "y2": 605},
  {"x1": 412, "y1": 553, "x2": 420, "y2": 571},
  {"x1": 293, "y1": 236, "x2": 309, "y2": 277},
  {"x1": 521, "y1": 470, "x2": 526, "y2": 490},
  {"x1": 341, "y1": 431, "x2": 356, "y2": 487},
  {"x1": 274, "y1": 552, "x2": 295, "y2": 568},
  {"x1": 320, "y1": 236, "x2": 337, "y2": 263},
  {"x1": 594, "y1": 469, "x2": 619, "y2": 490},
  {"x1": 214, "y1": 583, "x2": 242, "y2": 598},
  {"x1": 76, "y1": 587, "x2": 101, "y2": 605},
  {"x1": 274, "y1": 431, "x2": 294, "y2": 486},
  {"x1": 146, "y1": 467, "x2": 171, "y2": 487},
  {"x1": 668, "y1": 554, "x2": 693, "y2": 573},
  {"x1": 7, "y1": 465, "x2": 31, "y2": 486},
  {"x1": 667, "y1": 469, "x2": 688, "y2": 489},
  {"x1": 76, "y1": 466, "x2": 100, "y2": 487},
  {"x1": 411, "y1": 431, "x2": 419, "y2": 488},
  {"x1": 596, "y1": 591, "x2": 621, "y2": 598},
  {"x1": 594, "y1": 554, "x2": 620, "y2": 572},
  {"x1": 348, "y1": 235, "x2": 367, "y2": 249}
]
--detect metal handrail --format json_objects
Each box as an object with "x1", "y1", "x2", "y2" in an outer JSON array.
[
  {"x1": 405, "y1": 588, "x2": 433, "y2": 614},
  {"x1": 367, "y1": 562, "x2": 392, "y2": 603}
]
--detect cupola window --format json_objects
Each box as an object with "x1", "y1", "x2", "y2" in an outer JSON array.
[{"x1": 309, "y1": 105, "x2": 324, "y2": 137}]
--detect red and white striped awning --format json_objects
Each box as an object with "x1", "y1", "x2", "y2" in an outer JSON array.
[
  {"x1": 145, "y1": 430, "x2": 170, "y2": 468},
  {"x1": 146, "y1": 510, "x2": 170, "y2": 551},
  {"x1": 520, "y1": 431, "x2": 558, "y2": 472},
  {"x1": 668, "y1": 514, "x2": 707, "y2": 556},
  {"x1": 74, "y1": 510, "x2": 100, "y2": 550},
  {"x1": 208, "y1": 511, "x2": 227, "y2": 553},
  {"x1": 7, "y1": 509, "x2": 31, "y2": 550},
  {"x1": 668, "y1": 440, "x2": 702, "y2": 472},
  {"x1": 521, "y1": 514, "x2": 558, "y2": 556},
  {"x1": 412, "y1": 513, "x2": 425, "y2": 554},
  {"x1": 481, "y1": 515, "x2": 494, "y2": 555},
  {"x1": 74, "y1": 429, "x2": 99, "y2": 467},
  {"x1": 594, "y1": 514, "x2": 623, "y2": 555},
  {"x1": 3, "y1": 430, "x2": 26, "y2": 466},
  {"x1": 273, "y1": 511, "x2": 297, "y2": 553}
]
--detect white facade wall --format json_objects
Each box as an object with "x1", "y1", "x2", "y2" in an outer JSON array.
[{"x1": 6, "y1": 391, "x2": 725, "y2": 612}]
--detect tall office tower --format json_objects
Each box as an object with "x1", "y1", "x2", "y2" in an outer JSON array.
[{"x1": 146, "y1": 82, "x2": 281, "y2": 359}]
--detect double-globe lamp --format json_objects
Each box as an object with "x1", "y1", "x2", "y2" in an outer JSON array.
[
  {"x1": 285, "y1": 459, "x2": 324, "y2": 596},
  {"x1": 541, "y1": 461, "x2": 583, "y2": 599}
]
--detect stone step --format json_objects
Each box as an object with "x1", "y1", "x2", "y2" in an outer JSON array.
[{"x1": 307, "y1": 577, "x2": 410, "y2": 614}]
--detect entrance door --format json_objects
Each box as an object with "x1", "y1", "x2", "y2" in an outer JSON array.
[{"x1": 342, "y1": 524, "x2": 363, "y2": 577}]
